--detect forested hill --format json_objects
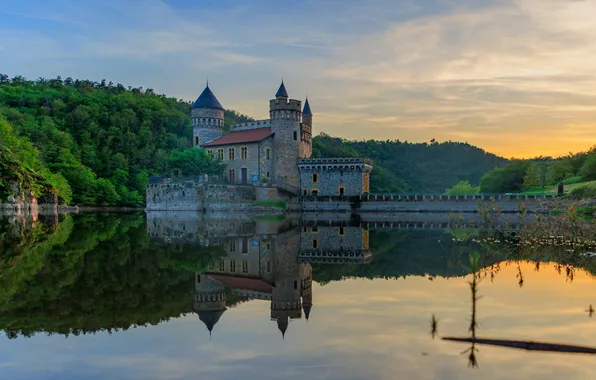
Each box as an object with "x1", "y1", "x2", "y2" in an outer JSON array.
[
  {"x1": 0, "y1": 75, "x2": 250, "y2": 206},
  {"x1": 313, "y1": 134, "x2": 507, "y2": 193}
]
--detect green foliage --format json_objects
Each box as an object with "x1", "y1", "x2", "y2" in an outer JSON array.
[
  {"x1": 549, "y1": 160, "x2": 574, "y2": 183},
  {"x1": 312, "y1": 133, "x2": 507, "y2": 193},
  {"x1": 568, "y1": 184, "x2": 596, "y2": 200},
  {"x1": 0, "y1": 75, "x2": 248, "y2": 205},
  {"x1": 563, "y1": 176, "x2": 583, "y2": 185},
  {"x1": 0, "y1": 116, "x2": 71, "y2": 203},
  {"x1": 480, "y1": 161, "x2": 530, "y2": 193},
  {"x1": 445, "y1": 180, "x2": 480, "y2": 195},
  {"x1": 579, "y1": 154, "x2": 596, "y2": 180},
  {"x1": 523, "y1": 162, "x2": 549, "y2": 189},
  {"x1": 166, "y1": 148, "x2": 225, "y2": 176}
]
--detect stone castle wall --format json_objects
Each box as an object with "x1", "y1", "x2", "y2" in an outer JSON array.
[{"x1": 146, "y1": 183, "x2": 256, "y2": 211}]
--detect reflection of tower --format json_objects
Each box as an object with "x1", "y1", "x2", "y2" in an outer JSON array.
[
  {"x1": 270, "y1": 230, "x2": 303, "y2": 338},
  {"x1": 301, "y1": 264, "x2": 313, "y2": 321},
  {"x1": 194, "y1": 273, "x2": 227, "y2": 336}
]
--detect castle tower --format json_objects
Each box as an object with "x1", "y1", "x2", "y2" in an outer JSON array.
[
  {"x1": 191, "y1": 83, "x2": 225, "y2": 148},
  {"x1": 269, "y1": 81, "x2": 302, "y2": 191},
  {"x1": 301, "y1": 98, "x2": 313, "y2": 158},
  {"x1": 194, "y1": 273, "x2": 227, "y2": 336}
]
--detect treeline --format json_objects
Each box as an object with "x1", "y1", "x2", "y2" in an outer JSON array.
[
  {"x1": 477, "y1": 147, "x2": 596, "y2": 195},
  {"x1": 0, "y1": 75, "x2": 248, "y2": 206},
  {"x1": 312, "y1": 134, "x2": 507, "y2": 193}
]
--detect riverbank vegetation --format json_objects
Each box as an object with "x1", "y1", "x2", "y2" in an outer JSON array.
[{"x1": 476, "y1": 148, "x2": 596, "y2": 196}]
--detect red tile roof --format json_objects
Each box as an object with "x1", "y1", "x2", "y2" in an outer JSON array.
[
  {"x1": 203, "y1": 127, "x2": 272, "y2": 147},
  {"x1": 207, "y1": 274, "x2": 273, "y2": 293}
]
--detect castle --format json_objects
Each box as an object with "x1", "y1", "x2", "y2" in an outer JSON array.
[{"x1": 191, "y1": 81, "x2": 373, "y2": 196}]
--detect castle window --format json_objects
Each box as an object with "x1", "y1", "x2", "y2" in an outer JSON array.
[
  {"x1": 294, "y1": 280, "x2": 298, "y2": 290},
  {"x1": 194, "y1": 136, "x2": 200, "y2": 146},
  {"x1": 339, "y1": 187, "x2": 346, "y2": 196},
  {"x1": 294, "y1": 131, "x2": 297, "y2": 140},
  {"x1": 241, "y1": 238, "x2": 248, "y2": 254},
  {"x1": 312, "y1": 189, "x2": 319, "y2": 197},
  {"x1": 363, "y1": 173, "x2": 370, "y2": 193},
  {"x1": 230, "y1": 261, "x2": 236, "y2": 273},
  {"x1": 312, "y1": 173, "x2": 318, "y2": 183},
  {"x1": 241, "y1": 146, "x2": 248, "y2": 160},
  {"x1": 311, "y1": 226, "x2": 318, "y2": 233},
  {"x1": 266, "y1": 148, "x2": 271, "y2": 160},
  {"x1": 242, "y1": 260, "x2": 248, "y2": 274},
  {"x1": 312, "y1": 239, "x2": 318, "y2": 249},
  {"x1": 339, "y1": 226, "x2": 345, "y2": 236},
  {"x1": 266, "y1": 172, "x2": 270, "y2": 179},
  {"x1": 229, "y1": 239, "x2": 236, "y2": 252},
  {"x1": 228, "y1": 148, "x2": 235, "y2": 160},
  {"x1": 267, "y1": 261, "x2": 271, "y2": 273},
  {"x1": 229, "y1": 169, "x2": 235, "y2": 182},
  {"x1": 217, "y1": 149, "x2": 224, "y2": 160}
]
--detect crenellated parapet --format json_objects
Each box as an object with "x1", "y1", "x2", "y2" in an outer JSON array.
[
  {"x1": 230, "y1": 119, "x2": 271, "y2": 131},
  {"x1": 297, "y1": 157, "x2": 373, "y2": 173}
]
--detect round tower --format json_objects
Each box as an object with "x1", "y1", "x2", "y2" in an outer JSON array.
[
  {"x1": 194, "y1": 273, "x2": 227, "y2": 336},
  {"x1": 191, "y1": 83, "x2": 225, "y2": 147},
  {"x1": 269, "y1": 81, "x2": 302, "y2": 191}
]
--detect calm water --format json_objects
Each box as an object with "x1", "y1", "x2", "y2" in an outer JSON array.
[{"x1": 1, "y1": 213, "x2": 596, "y2": 379}]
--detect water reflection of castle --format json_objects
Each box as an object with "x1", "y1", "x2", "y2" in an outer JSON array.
[{"x1": 146, "y1": 214, "x2": 371, "y2": 337}]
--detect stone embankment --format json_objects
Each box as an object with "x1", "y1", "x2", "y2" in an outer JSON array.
[{"x1": 0, "y1": 203, "x2": 78, "y2": 216}]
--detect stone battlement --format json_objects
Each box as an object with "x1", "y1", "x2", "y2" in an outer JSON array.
[
  {"x1": 269, "y1": 98, "x2": 302, "y2": 112},
  {"x1": 298, "y1": 157, "x2": 373, "y2": 165},
  {"x1": 298, "y1": 157, "x2": 373, "y2": 172},
  {"x1": 230, "y1": 119, "x2": 271, "y2": 131}
]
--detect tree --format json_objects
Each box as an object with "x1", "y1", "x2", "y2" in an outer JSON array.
[
  {"x1": 523, "y1": 162, "x2": 548, "y2": 188},
  {"x1": 549, "y1": 160, "x2": 574, "y2": 184},
  {"x1": 445, "y1": 180, "x2": 480, "y2": 195},
  {"x1": 166, "y1": 149, "x2": 225, "y2": 176},
  {"x1": 579, "y1": 154, "x2": 596, "y2": 180},
  {"x1": 480, "y1": 161, "x2": 530, "y2": 193}
]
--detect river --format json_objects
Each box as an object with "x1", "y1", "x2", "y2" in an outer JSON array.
[{"x1": 1, "y1": 212, "x2": 595, "y2": 379}]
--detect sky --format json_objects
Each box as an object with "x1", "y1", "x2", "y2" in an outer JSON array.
[{"x1": 1, "y1": 0, "x2": 596, "y2": 158}]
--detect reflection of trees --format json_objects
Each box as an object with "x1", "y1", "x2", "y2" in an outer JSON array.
[{"x1": 0, "y1": 214, "x2": 224, "y2": 339}]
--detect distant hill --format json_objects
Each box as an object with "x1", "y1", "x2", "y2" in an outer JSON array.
[{"x1": 313, "y1": 134, "x2": 508, "y2": 193}]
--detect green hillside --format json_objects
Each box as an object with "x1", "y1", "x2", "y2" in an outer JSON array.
[
  {"x1": 0, "y1": 75, "x2": 249, "y2": 206},
  {"x1": 312, "y1": 134, "x2": 508, "y2": 193}
]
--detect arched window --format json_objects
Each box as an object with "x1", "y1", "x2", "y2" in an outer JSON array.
[{"x1": 312, "y1": 173, "x2": 318, "y2": 183}]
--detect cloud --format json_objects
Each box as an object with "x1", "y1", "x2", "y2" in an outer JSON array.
[{"x1": 3, "y1": 0, "x2": 596, "y2": 157}]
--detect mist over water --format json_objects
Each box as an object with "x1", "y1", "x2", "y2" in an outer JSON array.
[{"x1": 1, "y1": 213, "x2": 596, "y2": 380}]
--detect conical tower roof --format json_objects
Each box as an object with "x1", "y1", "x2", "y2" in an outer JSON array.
[
  {"x1": 302, "y1": 304, "x2": 312, "y2": 320},
  {"x1": 197, "y1": 309, "x2": 226, "y2": 333},
  {"x1": 277, "y1": 316, "x2": 289, "y2": 339},
  {"x1": 302, "y1": 98, "x2": 312, "y2": 115},
  {"x1": 275, "y1": 81, "x2": 288, "y2": 98},
  {"x1": 192, "y1": 84, "x2": 224, "y2": 110}
]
